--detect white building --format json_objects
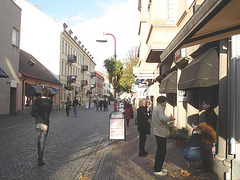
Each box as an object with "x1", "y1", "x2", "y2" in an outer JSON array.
[{"x1": 15, "y1": 0, "x2": 96, "y2": 107}]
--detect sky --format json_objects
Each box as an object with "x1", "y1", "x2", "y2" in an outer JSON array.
[{"x1": 27, "y1": 0, "x2": 140, "y2": 73}]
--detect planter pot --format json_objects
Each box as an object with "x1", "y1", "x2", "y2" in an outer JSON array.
[{"x1": 175, "y1": 139, "x2": 184, "y2": 147}]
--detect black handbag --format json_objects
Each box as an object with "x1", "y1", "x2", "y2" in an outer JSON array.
[
  {"x1": 146, "y1": 122, "x2": 151, "y2": 135},
  {"x1": 131, "y1": 112, "x2": 134, "y2": 119},
  {"x1": 135, "y1": 117, "x2": 138, "y2": 125}
]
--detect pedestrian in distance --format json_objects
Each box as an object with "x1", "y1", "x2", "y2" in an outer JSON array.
[
  {"x1": 103, "y1": 99, "x2": 108, "y2": 111},
  {"x1": 137, "y1": 98, "x2": 151, "y2": 157},
  {"x1": 99, "y1": 99, "x2": 103, "y2": 111},
  {"x1": 31, "y1": 87, "x2": 53, "y2": 166},
  {"x1": 195, "y1": 99, "x2": 217, "y2": 173},
  {"x1": 64, "y1": 97, "x2": 71, "y2": 116},
  {"x1": 72, "y1": 97, "x2": 79, "y2": 116},
  {"x1": 152, "y1": 96, "x2": 175, "y2": 176},
  {"x1": 124, "y1": 101, "x2": 133, "y2": 127},
  {"x1": 95, "y1": 98, "x2": 100, "y2": 111}
]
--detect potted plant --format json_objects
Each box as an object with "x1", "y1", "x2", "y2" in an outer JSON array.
[
  {"x1": 173, "y1": 127, "x2": 188, "y2": 147},
  {"x1": 168, "y1": 121, "x2": 177, "y2": 138}
]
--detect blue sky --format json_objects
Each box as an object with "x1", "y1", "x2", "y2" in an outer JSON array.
[{"x1": 26, "y1": 0, "x2": 139, "y2": 73}]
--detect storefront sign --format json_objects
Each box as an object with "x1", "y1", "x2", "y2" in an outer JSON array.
[
  {"x1": 137, "y1": 74, "x2": 159, "y2": 79},
  {"x1": 178, "y1": 90, "x2": 187, "y2": 102},
  {"x1": 109, "y1": 118, "x2": 125, "y2": 139}
]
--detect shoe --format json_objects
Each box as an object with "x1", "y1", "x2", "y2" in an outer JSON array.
[
  {"x1": 138, "y1": 154, "x2": 146, "y2": 157},
  {"x1": 162, "y1": 169, "x2": 167, "y2": 172},
  {"x1": 144, "y1": 152, "x2": 149, "y2": 155},
  {"x1": 154, "y1": 171, "x2": 167, "y2": 176},
  {"x1": 38, "y1": 161, "x2": 45, "y2": 166}
]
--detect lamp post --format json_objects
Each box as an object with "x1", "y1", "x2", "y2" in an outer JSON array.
[{"x1": 96, "y1": 32, "x2": 117, "y2": 111}]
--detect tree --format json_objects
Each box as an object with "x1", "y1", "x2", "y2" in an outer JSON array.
[
  {"x1": 103, "y1": 57, "x2": 123, "y2": 93},
  {"x1": 119, "y1": 46, "x2": 139, "y2": 92}
]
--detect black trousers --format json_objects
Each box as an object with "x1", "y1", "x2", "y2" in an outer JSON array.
[
  {"x1": 201, "y1": 143, "x2": 213, "y2": 171},
  {"x1": 139, "y1": 131, "x2": 147, "y2": 155},
  {"x1": 154, "y1": 135, "x2": 167, "y2": 172}
]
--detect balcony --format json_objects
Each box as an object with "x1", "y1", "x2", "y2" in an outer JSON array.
[
  {"x1": 81, "y1": 80, "x2": 88, "y2": 86},
  {"x1": 68, "y1": 54, "x2": 77, "y2": 63},
  {"x1": 67, "y1": 75, "x2": 77, "y2": 83},
  {"x1": 91, "y1": 72, "x2": 96, "y2": 78},
  {"x1": 81, "y1": 65, "x2": 88, "y2": 71}
]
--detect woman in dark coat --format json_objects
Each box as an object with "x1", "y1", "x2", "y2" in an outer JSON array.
[
  {"x1": 197, "y1": 99, "x2": 217, "y2": 172},
  {"x1": 137, "y1": 99, "x2": 150, "y2": 157},
  {"x1": 124, "y1": 101, "x2": 133, "y2": 127}
]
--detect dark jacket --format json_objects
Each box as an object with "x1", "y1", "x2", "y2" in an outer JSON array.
[
  {"x1": 32, "y1": 97, "x2": 53, "y2": 126},
  {"x1": 137, "y1": 106, "x2": 149, "y2": 133},
  {"x1": 198, "y1": 108, "x2": 217, "y2": 144}
]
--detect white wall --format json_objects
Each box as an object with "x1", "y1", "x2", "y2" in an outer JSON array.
[{"x1": 15, "y1": 0, "x2": 63, "y2": 79}]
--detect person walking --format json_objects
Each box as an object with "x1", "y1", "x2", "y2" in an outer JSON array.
[
  {"x1": 99, "y1": 99, "x2": 103, "y2": 111},
  {"x1": 137, "y1": 99, "x2": 150, "y2": 157},
  {"x1": 65, "y1": 98, "x2": 71, "y2": 116},
  {"x1": 124, "y1": 101, "x2": 133, "y2": 127},
  {"x1": 72, "y1": 97, "x2": 79, "y2": 116},
  {"x1": 196, "y1": 99, "x2": 217, "y2": 172},
  {"x1": 152, "y1": 96, "x2": 175, "y2": 176},
  {"x1": 31, "y1": 87, "x2": 53, "y2": 166}
]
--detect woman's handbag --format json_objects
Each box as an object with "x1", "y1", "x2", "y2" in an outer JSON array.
[
  {"x1": 131, "y1": 111, "x2": 134, "y2": 119},
  {"x1": 135, "y1": 117, "x2": 138, "y2": 125},
  {"x1": 146, "y1": 122, "x2": 151, "y2": 135}
]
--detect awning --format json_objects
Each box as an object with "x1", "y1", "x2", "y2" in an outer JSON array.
[
  {"x1": 25, "y1": 83, "x2": 57, "y2": 97},
  {"x1": 0, "y1": 67, "x2": 9, "y2": 78},
  {"x1": 178, "y1": 48, "x2": 218, "y2": 90},
  {"x1": 160, "y1": 0, "x2": 240, "y2": 63},
  {"x1": 25, "y1": 83, "x2": 42, "y2": 97},
  {"x1": 159, "y1": 71, "x2": 177, "y2": 93},
  {"x1": 47, "y1": 87, "x2": 57, "y2": 97}
]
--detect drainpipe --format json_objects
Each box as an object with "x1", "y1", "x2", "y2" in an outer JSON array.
[{"x1": 22, "y1": 76, "x2": 27, "y2": 114}]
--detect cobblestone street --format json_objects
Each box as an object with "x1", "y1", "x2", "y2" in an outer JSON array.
[{"x1": 0, "y1": 106, "x2": 111, "y2": 180}]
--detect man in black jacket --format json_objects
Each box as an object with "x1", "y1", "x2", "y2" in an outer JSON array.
[{"x1": 31, "y1": 87, "x2": 53, "y2": 166}]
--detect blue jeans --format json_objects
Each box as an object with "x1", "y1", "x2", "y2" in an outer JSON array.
[
  {"x1": 73, "y1": 106, "x2": 78, "y2": 116},
  {"x1": 36, "y1": 125, "x2": 49, "y2": 161}
]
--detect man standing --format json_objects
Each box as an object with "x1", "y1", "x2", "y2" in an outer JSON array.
[
  {"x1": 31, "y1": 88, "x2": 53, "y2": 166},
  {"x1": 72, "y1": 97, "x2": 79, "y2": 116},
  {"x1": 64, "y1": 97, "x2": 71, "y2": 116},
  {"x1": 152, "y1": 96, "x2": 175, "y2": 176}
]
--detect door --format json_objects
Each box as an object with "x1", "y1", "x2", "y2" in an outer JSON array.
[{"x1": 10, "y1": 87, "x2": 17, "y2": 115}]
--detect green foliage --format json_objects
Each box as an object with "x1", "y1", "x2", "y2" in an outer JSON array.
[
  {"x1": 173, "y1": 127, "x2": 188, "y2": 142},
  {"x1": 119, "y1": 46, "x2": 139, "y2": 92},
  {"x1": 104, "y1": 57, "x2": 123, "y2": 93}
]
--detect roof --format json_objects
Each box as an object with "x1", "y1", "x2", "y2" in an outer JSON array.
[
  {"x1": 19, "y1": 50, "x2": 61, "y2": 85},
  {"x1": 96, "y1": 71, "x2": 105, "y2": 77}
]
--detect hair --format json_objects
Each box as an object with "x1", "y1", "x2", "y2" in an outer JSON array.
[
  {"x1": 203, "y1": 99, "x2": 213, "y2": 108},
  {"x1": 41, "y1": 87, "x2": 49, "y2": 97},
  {"x1": 157, "y1": 96, "x2": 167, "y2": 104},
  {"x1": 139, "y1": 98, "x2": 147, "y2": 106}
]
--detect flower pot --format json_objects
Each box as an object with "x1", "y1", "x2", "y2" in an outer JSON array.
[{"x1": 175, "y1": 139, "x2": 184, "y2": 147}]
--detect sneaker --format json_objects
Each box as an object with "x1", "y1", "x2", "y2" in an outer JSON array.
[
  {"x1": 162, "y1": 169, "x2": 167, "y2": 172},
  {"x1": 154, "y1": 171, "x2": 167, "y2": 176}
]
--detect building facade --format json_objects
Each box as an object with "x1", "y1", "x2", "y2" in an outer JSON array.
[
  {"x1": 15, "y1": 0, "x2": 96, "y2": 108},
  {"x1": 0, "y1": 0, "x2": 21, "y2": 115},
  {"x1": 137, "y1": 0, "x2": 240, "y2": 179},
  {"x1": 95, "y1": 71, "x2": 104, "y2": 96}
]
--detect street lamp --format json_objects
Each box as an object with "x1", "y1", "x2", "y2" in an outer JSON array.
[{"x1": 96, "y1": 32, "x2": 117, "y2": 111}]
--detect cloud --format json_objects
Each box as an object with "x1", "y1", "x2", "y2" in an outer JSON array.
[
  {"x1": 71, "y1": 14, "x2": 84, "y2": 23},
  {"x1": 70, "y1": 0, "x2": 140, "y2": 73}
]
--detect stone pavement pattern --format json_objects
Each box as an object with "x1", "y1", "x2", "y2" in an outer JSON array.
[{"x1": 0, "y1": 105, "x2": 219, "y2": 180}]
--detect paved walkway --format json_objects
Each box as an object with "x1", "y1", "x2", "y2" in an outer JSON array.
[
  {"x1": 0, "y1": 106, "x2": 219, "y2": 180},
  {"x1": 94, "y1": 109, "x2": 219, "y2": 180}
]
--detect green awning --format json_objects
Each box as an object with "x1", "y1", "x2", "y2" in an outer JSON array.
[
  {"x1": 159, "y1": 71, "x2": 177, "y2": 93},
  {"x1": 178, "y1": 48, "x2": 218, "y2": 90}
]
